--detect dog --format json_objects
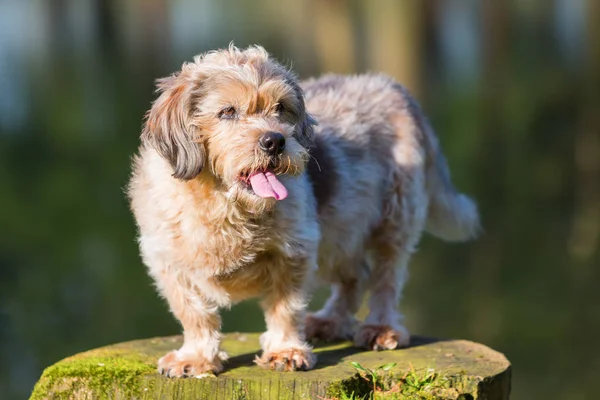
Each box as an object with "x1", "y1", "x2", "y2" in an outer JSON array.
[{"x1": 127, "y1": 45, "x2": 479, "y2": 377}]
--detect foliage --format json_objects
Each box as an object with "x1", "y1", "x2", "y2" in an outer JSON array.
[{"x1": 339, "y1": 362, "x2": 455, "y2": 400}]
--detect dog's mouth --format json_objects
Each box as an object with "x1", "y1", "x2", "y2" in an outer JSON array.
[{"x1": 238, "y1": 169, "x2": 288, "y2": 200}]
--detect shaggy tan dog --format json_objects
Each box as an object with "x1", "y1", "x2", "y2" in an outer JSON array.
[{"x1": 128, "y1": 45, "x2": 479, "y2": 377}]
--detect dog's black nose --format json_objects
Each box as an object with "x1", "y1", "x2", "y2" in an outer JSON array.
[{"x1": 259, "y1": 132, "x2": 286, "y2": 156}]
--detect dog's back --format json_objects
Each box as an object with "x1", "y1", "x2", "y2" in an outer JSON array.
[{"x1": 303, "y1": 73, "x2": 479, "y2": 242}]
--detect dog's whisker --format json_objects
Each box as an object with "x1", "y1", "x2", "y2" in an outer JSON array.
[
  {"x1": 308, "y1": 153, "x2": 322, "y2": 172},
  {"x1": 282, "y1": 158, "x2": 289, "y2": 175},
  {"x1": 226, "y1": 183, "x2": 240, "y2": 205}
]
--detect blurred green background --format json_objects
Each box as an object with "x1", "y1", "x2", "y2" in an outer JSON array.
[{"x1": 1, "y1": 0, "x2": 599, "y2": 399}]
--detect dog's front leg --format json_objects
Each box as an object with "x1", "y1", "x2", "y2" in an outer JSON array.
[
  {"x1": 157, "y1": 278, "x2": 224, "y2": 377},
  {"x1": 256, "y1": 260, "x2": 316, "y2": 371}
]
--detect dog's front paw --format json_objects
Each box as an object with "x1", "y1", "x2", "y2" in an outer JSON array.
[
  {"x1": 305, "y1": 313, "x2": 355, "y2": 342},
  {"x1": 255, "y1": 347, "x2": 316, "y2": 371},
  {"x1": 158, "y1": 350, "x2": 223, "y2": 378},
  {"x1": 354, "y1": 324, "x2": 410, "y2": 350}
]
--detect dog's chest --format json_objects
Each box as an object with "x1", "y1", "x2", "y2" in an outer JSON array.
[{"x1": 184, "y1": 213, "x2": 276, "y2": 274}]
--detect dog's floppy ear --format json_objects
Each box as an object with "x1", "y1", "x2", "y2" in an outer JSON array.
[{"x1": 142, "y1": 72, "x2": 205, "y2": 180}]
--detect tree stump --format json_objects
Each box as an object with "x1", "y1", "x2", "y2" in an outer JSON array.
[{"x1": 31, "y1": 333, "x2": 510, "y2": 399}]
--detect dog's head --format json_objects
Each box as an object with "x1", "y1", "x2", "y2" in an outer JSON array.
[{"x1": 141, "y1": 45, "x2": 315, "y2": 206}]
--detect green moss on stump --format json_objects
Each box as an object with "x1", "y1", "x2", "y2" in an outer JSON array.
[{"x1": 31, "y1": 333, "x2": 510, "y2": 399}]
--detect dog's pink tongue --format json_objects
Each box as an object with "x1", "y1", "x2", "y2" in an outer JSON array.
[{"x1": 249, "y1": 171, "x2": 288, "y2": 200}]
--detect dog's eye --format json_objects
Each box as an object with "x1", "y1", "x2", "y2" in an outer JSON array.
[
  {"x1": 275, "y1": 103, "x2": 286, "y2": 114},
  {"x1": 218, "y1": 106, "x2": 237, "y2": 119}
]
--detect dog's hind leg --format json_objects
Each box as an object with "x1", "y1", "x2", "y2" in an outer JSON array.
[
  {"x1": 354, "y1": 165, "x2": 428, "y2": 350},
  {"x1": 354, "y1": 246, "x2": 413, "y2": 350},
  {"x1": 305, "y1": 264, "x2": 368, "y2": 342}
]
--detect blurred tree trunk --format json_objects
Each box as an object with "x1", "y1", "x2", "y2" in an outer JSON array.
[
  {"x1": 481, "y1": 1, "x2": 509, "y2": 102},
  {"x1": 467, "y1": 0, "x2": 511, "y2": 342},
  {"x1": 46, "y1": 0, "x2": 69, "y2": 55},
  {"x1": 566, "y1": 5, "x2": 600, "y2": 396},
  {"x1": 363, "y1": 0, "x2": 424, "y2": 95},
  {"x1": 310, "y1": 0, "x2": 356, "y2": 74},
  {"x1": 267, "y1": 0, "x2": 316, "y2": 75},
  {"x1": 94, "y1": 0, "x2": 120, "y2": 61},
  {"x1": 127, "y1": 0, "x2": 170, "y2": 73},
  {"x1": 587, "y1": 0, "x2": 600, "y2": 80},
  {"x1": 568, "y1": 0, "x2": 600, "y2": 266}
]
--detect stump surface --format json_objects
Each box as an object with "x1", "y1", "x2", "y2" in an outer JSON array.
[{"x1": 31, "y1": 333, "x2": 510, "y2": 399}]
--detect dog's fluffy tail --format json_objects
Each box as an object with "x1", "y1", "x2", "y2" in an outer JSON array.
[{"x1": 411, "y1": 100, "x2": 480, "y2": 242}]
